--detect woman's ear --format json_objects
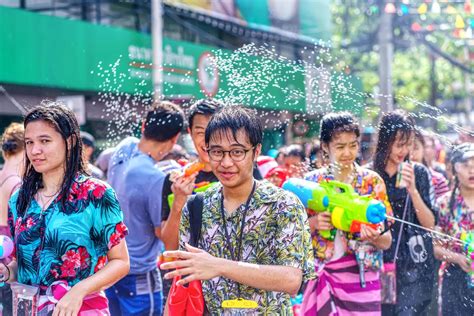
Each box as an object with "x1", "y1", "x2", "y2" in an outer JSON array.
[
  {"x1": 321, "y1": 142, "x2": 329, "y2": 157},
  {"x1": 67, "y1": 134, "x2": 78, "y2": 149}
]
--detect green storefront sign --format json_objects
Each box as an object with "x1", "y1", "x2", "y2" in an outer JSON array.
[{"x1": 0, "y1": 6, "x2": 360, "y2": 114}]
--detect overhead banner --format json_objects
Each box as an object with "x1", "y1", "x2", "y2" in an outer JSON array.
[
  {"x1": 167, "y1": 0, "x2": 332, "y2": 41},
  {"x1": 0, "y1": 6, "x2": 358, "y2": 114}
]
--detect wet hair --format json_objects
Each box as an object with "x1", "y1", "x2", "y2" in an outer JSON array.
[
  {"x1": 373, "y1": 110, "x2": 415, "y2": 176},
  {"x1": 413, "y1": 128, "x2": 428, "y2": 166},
  {"x1": 319, "y1": 112, "x2": 360, "y2": 144},
  {"x1": 446, "y1": 143, "x2": 474, "y2": 216},
  {"x1": 188, "y1": 99, "x2": 224, "y2": 129},
  {"x1": 1, "y1": 122, "x2": 25, "y2": 158},
  {"x1": 205, "y1": 106, "x2": 262, "y2": 147},
  {"x1": 143, "y1": 101, "x2": 184, "y2": 142},
  {"x1": 17, "y1": 101, "x2": 86, "y2": 217}
]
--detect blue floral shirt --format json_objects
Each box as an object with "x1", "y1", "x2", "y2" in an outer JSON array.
[{"x1": 8, "y1": 174, "x2": 128, "y2": 288}]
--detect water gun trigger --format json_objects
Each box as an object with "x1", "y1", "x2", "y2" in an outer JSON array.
[{"x1": 350, "y1": 221, "x2": 381, "y2": 234}]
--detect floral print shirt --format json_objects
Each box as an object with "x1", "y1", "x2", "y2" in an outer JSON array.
[
  {"x1": 304, "y1": 164, "x2": 393, "y2": 270},
  {"x1": 437, "y1": 191, "x2": 473, "y2": 254},
  {"x1": 179, "y1": 180, "x2": 315, "y2": 315},
  {"x1": 8, "y1": 174, "x2": 128, "y2": 288}
]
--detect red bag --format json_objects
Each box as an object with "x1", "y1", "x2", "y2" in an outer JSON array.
[{"x1": 168, "y1": 275, "x2": 205, "y2": 316}]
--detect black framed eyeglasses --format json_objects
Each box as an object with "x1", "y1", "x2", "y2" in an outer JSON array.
[{"x1": 207, "y1": 147, "x2": 255, "y2": 162}]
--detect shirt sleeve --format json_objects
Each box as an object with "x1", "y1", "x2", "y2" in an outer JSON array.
[
  {"x1": 147, "y1": 175, "x2": 164, "y2": 228},
  {"x1": 273, "y1": 192, "x2": 316, "y2": 281},
  {"x1": 435, "y1": 193, "x2": 452, "y2": 235},
  {"x1": 91, "y1": 187, "x2": 129, "y2": 256},
  {"x1": 178, "y1": 202, "x2": 191, "y2": 251}
]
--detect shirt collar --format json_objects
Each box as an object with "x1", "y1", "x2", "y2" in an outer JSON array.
[{"x1": 212, "y1": 180, "x2": 280, "y2": 205}]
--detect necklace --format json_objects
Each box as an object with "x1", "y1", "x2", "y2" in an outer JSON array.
[
  {"x1": 39, "y1": 184, "x2": 61, "y2": 198},
  {"x1": 42, "y1": 191, "x2": 59, "y2": 198},
  {"x1": 37, "y1": 190, "x2": 59, "y2": 212}
]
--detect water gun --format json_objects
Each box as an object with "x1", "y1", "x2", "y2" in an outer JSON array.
[
  {"x1": 322, "y1": 180, "x2": 386, "y2": 234},
  {"x1": 0, "y1": 235, "x2": 14, "y2": 286},
  {"x1": 460, "y1": 232, "x2": 474, "y2": 288},
  {"x1": 169, "y1": 161, "x2": 206, "y2": 183},
  {"x1": 183, "y1": 161, "x2": 205, "y2": 178},
  {"x1": 282, "y1": 178, "x2": 386, "y2": 240},
  {"x1": 168, "y1": 181, "x2": 217, "y2": 208}
]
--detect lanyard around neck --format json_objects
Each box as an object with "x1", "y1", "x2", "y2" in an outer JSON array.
[
  {"x1": 219, "y1": 181, "x2": 256, "y2": 263},
  {"x1": 220, "y1": 181, "x2": 256, "y2": 298}
]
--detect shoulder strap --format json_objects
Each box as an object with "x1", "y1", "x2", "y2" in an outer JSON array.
[
  {"x1": 393, "y1": 194, "x2": 411, "y2": 264},
  {"x1": 187, "y1": 193, "x2": 204, "y2": 247},
  {"x1": 0, "y1": 174, "x2": 20, "y2": 188}
]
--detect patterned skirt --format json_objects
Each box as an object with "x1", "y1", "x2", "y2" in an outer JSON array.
[
  {"x1": 301, "y1": 254, "x2": 381, "y2": 316},
  {"x1": 37, "y1": 281, "x2": 110, "y2": 315}
]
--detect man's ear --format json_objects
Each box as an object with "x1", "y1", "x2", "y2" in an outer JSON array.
[{"x1": 254, "y1": 144, "x2": 262, "y2": 160}]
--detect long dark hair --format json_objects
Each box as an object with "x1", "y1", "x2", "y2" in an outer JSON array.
[
  {"x1": 373, "y1": 110, "x2": 415, "y2": 176},
  {"x1": 17, "y1": 102, "x2": 86, "y2": 217},
  {"x1": 413, "y1": 129, "x2": 428, "y2": 166},
  {"x1": 448, "y1": 177, "x2": 460, "y2": 217}
]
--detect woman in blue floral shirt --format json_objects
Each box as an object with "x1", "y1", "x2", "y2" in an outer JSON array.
[{"x1": 0, "y1": 103, "x2": 129, "y2": 315}]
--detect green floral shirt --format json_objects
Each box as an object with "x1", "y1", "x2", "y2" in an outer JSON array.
[{"x1": 179, "y1": 180, "x2": 315, "y2": 315}]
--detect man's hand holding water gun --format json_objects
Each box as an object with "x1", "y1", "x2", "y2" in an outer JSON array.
[
  {"x1": 160, "y1": 161, "x2": 202, "y2": 250},
  {"x1": 170, "y1": 163, "x2": 202, "y2": 207}
]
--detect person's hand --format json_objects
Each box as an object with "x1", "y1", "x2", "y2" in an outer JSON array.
[
  {"x1": 360, "y1": 224, "x2": 381, "y2": 243},
  {"x1": 0, "y1": 263, "x2": 9, "y2": 282},
  {"x1": 171, "y1": 173, "x2": 197, "y2": 204},
  {"x1": 52, "y1": 286, "x2": 86, "y2": 316},
  {"x1": 308, "y1": 212, "x2": 333, "y2": 231},
  {"x1": 455, "y1": 253, "x2": 472, "y2": 273},
  {"x1": 161, "y1": 243, "x2": 221, "y2": 285},
  {"x1": 400, "y1": 163, "x2": 417, "y2": 196}
]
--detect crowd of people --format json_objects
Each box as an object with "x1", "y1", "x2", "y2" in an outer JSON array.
[{"x1": 0, "y1": 98, "x2": 473, "y2": 315}]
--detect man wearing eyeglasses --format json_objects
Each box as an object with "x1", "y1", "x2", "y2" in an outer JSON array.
[
  {"x1": 161, "y1": 106, "x2": 315, "y2": 314},
  {"x1": 160, "y1": 99, "x2": 263, "y2": 250}
]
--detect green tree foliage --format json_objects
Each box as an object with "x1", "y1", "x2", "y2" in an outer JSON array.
[{"x1": 330, "y1": 0, "x2": 471, "y2": 119}]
